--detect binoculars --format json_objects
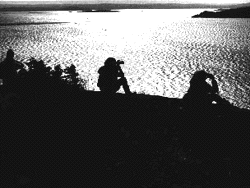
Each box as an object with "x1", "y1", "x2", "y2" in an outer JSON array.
[{"x1": 116, "y1": 60, "x2": 124, "y2": 65}]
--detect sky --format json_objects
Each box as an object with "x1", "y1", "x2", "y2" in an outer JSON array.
[{"x1": 1, "y1": 0, "x2": 250, "y2": 5}]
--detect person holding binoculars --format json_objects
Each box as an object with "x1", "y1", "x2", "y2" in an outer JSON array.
[{"x1": 97, "y1": 57, "x2": 131, "y2": 94}]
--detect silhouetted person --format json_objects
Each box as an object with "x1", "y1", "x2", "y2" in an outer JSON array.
[
  {"x1": 0, "y1": 49, "x2": 26, "y2": 90},
  {"x1": 183, "y1": 70, "x2": 225, "y2": 109},
  {"x1": 97, "y1": 57, "x2": 131, "y2": 94}
]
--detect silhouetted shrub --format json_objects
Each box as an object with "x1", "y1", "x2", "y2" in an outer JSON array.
[
  {"x1": 6, "y1": 58, "x2": 88, "y2": 106},
  {"x1": 26, "y1": 59, "x2": 86, "y2": 88},
  {"x1": 51, "y1": 64, "x2": 63, "y2": 80},
  {"x1": 63, "y1": 64, "x2": 87, "y2": 89}
]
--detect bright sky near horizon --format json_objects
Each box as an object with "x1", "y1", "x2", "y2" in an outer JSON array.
[{"x1": 1, "y1": 0, "x2": 250, "y2": 5}]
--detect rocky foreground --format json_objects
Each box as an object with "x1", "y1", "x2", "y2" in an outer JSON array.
[{"x1": 1, "y1": 90, "x2": 249, "y2": 187}]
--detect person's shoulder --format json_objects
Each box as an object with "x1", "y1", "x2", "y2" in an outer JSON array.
[
  {"x1": 0, "y1": 60, "x2": 7, "y2": 66},
  {"x1": 1, "y1": 59, "x2": 7, "y2": 63}
]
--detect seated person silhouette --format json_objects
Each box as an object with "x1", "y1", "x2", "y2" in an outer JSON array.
[
  {"x1": 97, "y1": 57, "x2": 131, "y2": 94},
  {"x1": 0, "y1": 49, "x2": 27, "y2": 89},
  {"x1": 183, "y1": 70, "x2": 224, "y2": 108}
]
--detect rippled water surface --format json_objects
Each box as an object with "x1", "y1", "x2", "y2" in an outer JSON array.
[{"x1": 0, "y1": 9, "x2": 250, "y2": 109}]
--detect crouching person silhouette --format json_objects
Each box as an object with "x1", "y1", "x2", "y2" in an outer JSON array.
[
  {"x1": 97, "y1": 57, "x2": 131, "y2": 94},
  {"x1": 183, "y1": 70, "x2": 226, "y2": 110}
]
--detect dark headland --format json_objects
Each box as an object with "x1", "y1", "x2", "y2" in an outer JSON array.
[
  {"x1": 192, "y1": 6, "x2": 250, "y2": 18},
  {"x1": 1, "y1": 56, "x2": 250, "y2": 187}
]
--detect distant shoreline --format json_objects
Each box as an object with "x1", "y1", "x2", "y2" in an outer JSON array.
[
  {"x1": 0, "y1": 22, "x2": 70, "y2": 26},
  {"x1": 0, "y1": 3, "x2": 234, "y2": 12}
]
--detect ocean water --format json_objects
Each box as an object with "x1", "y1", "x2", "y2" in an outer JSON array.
[{"x1": 0, "y1": 9, "x2": 250, "y2": 109}]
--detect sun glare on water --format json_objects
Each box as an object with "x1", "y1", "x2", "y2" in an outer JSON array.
[{"x1": 1, "y1": 9, "x2": 250, "y2": 109}]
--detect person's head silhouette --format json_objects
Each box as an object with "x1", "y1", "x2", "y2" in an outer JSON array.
[
  {"x1": 190, "y1": 70, "x2": 207, "y2": 84},
  {"x1": 6, "y1": 49, "x2": 14, "y2": 60},
  {"x1": 104, "y1": 57, "x2": 116, "y2": 67}
]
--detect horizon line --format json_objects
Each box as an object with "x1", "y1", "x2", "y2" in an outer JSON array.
[{"x1": 0, "y1": 1, "x2": 244, "y2": 5}]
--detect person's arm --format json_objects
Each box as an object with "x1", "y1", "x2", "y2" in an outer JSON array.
[
  {"x1": 21, "y1": 62, "x2": 29, "y2": 71},
  {"x1": 211, "y1": 79, "x2": 219, "y2": 93},
  {"x1": 207, "y1": 73, "x2": 214, "y2": 80},
  {"x1": 15, "y1": 60, "x2": 28, "y2": 70},
  {"x1": 117, "y1": 65, "x2": 124, "y2": 77},
  {"x1": 206, "y1": 73, "x2": 219, "y2": 93}
]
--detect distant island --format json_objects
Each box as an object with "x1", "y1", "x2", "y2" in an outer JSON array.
[
  {"x1": 77, "y1": 9, "x2": 119, "y2": 13},
  {"x1": 192, "y1": 6, "x2": 250, "y2": 18}
]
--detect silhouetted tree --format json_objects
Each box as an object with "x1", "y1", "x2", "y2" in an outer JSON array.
[
  {"x1": 27, "y1": 58, "x2": 51, "y2": 80},
  {"x1": 64, "y1": 64, "x2": 84, "y2": 89},
  {"x1": 51, "y1": 64, "x2": 63, "y2": 80}
]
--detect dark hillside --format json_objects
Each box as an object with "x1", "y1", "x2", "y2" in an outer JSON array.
[
  {"x1": 1, "y1": 58, "x2": 249, "y2": 187},
  {"x1": 1, "y1": 90, "x2": 249, "y2": 187}
]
